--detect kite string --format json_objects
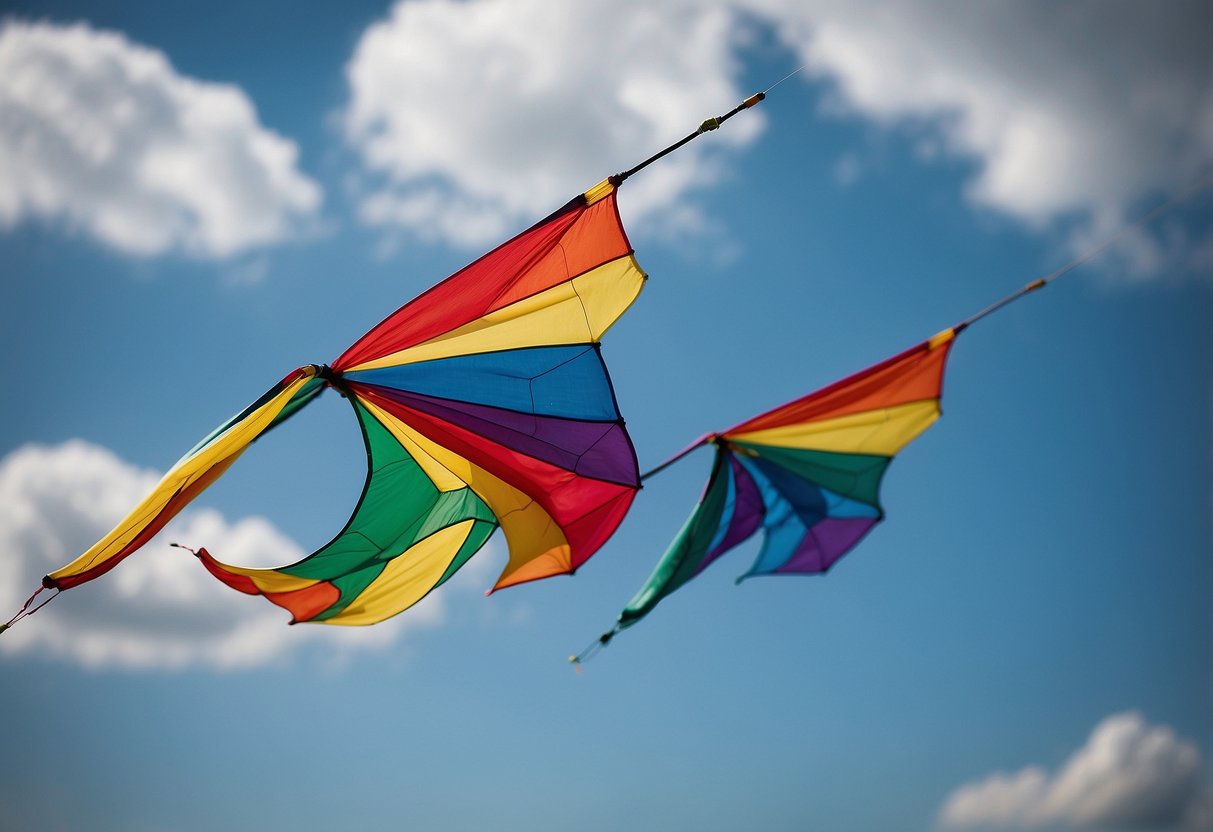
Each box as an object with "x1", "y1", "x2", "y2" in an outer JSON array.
[
  {"x1": 763, "y1": 63, "x2": 807, "y2": 94},
  {"x1": 569, "y1": 624, "x2": 621, "y2": 666},
  {"x1": 2, "y1": 586, "x2": 43, "y2": 631},
  {"x1": 1, "y1": 585, "x2": 60, "y2": 635},
  {"x1": 1, "y1": 541, "x2": 203, "y2": 636},
  {"x1": 958, "y1": 172, "x2": 1213, "y2": 330},
  {"x1": 640, "y1": 434, "x2": 714, "y2": 482}
]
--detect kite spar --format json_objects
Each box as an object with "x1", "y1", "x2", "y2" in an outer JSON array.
[{"x1": 2, "y1": 90, "x2": 769, "y2": 635}]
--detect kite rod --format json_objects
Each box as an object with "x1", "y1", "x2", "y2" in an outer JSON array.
[
  {"x1": 609, "y1": 92, "x2": 767, "y2": 187},
  {"x1": 608, "y1": 64, "x2": 806, "y2": 188},
  {"x1": 639, "y1": 434, "x2": 714, "y2": 483}
]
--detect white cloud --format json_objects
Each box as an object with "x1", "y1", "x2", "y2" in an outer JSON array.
[
  {"x1": 342, "y1": 0, "x2": 762, "y2": 247},
  {"x1": 0, "y1": 440, "x2": 490, "y2": 670},
  {"x1": 0, "y1": 19, "x2": 322, "y2": 259},
  {"x1": 755, "y1": 0, "x2": 1213, "y2": 276},
  {"x1": 939, "y1": 712, "x2": 1211, "y2": 830},
  {"x1": 341, "y1": 0, "x2": 1211, "y2": 273}
]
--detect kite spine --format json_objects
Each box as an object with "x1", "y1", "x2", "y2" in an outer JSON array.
[{"x1": 609, "y1": 92, "x2": 766, "y2": 188}]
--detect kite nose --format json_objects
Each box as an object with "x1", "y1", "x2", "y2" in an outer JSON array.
[{"x1": 315, "y1": 363, "x2": 350, "y2": 396}]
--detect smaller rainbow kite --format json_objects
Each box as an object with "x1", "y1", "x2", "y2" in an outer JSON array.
[{"x1": 575, "y1": 328, "x2": 957, "y2": 658}]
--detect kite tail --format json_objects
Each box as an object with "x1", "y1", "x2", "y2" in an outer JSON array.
[{"x1": 1, "y1": 584, "x2": 61, "y2": 635}]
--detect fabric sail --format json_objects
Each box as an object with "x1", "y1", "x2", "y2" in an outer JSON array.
[
  {"x1": 45, "y1": 180, "x2": 646, "y2": 625},
  {"x1": 617, "y1": 328, "x2": 956, "y2": 629}
]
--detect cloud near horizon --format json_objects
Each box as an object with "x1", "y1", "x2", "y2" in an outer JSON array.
[
  {"x1": 0, "y1": 19, "x2": 322, "y2": 260},
  {"x1": 938, "y1": 711, "x2": 1211, "y2": 830},
  {"x1": 0, "y1": 440, "x2": 490, "y2": 670}
]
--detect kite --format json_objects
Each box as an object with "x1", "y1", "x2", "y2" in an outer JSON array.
[
  {"x1": 2, "y1": 89, "x2": 769, "y2": 636},
  {"x1": 574, "y1": 327, "x2": 959, "y2": 659},
  {"x1": 14, "y1": 180, "x2": 645, "y2": 628}
]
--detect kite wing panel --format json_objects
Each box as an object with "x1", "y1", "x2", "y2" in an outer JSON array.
[
  {"x1": 726, "y1": 330, "x2": 954, "y2": 435},
  {"x1": 197, "y1": 398, "x2": 500, "y2": 624},
  {"x1": 342, "y1": 255, "x2": 646, "y2": 371},
  {"x1": 333, "y1": 190, "x2": 636, "y2": 370},
  {"x1": 620, "y1": 447, "x2": 733, "y2": 626},
  {"x1": 45, "y1": 366, "x2": 323, "y2": 591},
  {"x1": 39, "y1": 183, "x2": 644, "y2": 631}
]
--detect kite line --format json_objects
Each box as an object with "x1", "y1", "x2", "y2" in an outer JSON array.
[
  {"x1": 956, "y1": 171, "x2": 1213, "y2": 331},
  {"x1": 0, "y1": 586, "x2": 60, "y2": 635}
]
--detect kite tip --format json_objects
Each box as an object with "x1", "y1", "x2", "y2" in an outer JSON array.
[{"x1": 0, "y1": 623, "x2": 8, "y2": 636}]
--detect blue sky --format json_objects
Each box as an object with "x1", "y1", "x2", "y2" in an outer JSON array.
[{"x1": 0, "y1": 1, "x2": 1210, "y2": 830}]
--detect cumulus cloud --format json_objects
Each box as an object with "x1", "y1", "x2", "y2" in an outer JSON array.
[
  {"x1": 938, "y1": 712, "x2": 1211, "y2": 830},
  {"x1": 342, "y1": 0, "x2": 1211, "y2": 272},
  {"x1": 0, "y1": 19, "x2": 322, "y2": 259},
  {"x1": 342, "y1": 0, "x2": 762, "y2": 247},
  {"x1": 0, "y1": 441, "x2": 486, "y2": 670},
  {"x1": 756, "y1": 0, "x2": 1213, "y2": 275}
]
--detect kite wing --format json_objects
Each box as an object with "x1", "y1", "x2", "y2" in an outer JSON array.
[
  {"x1": 45, "y1": 181, "x2": 646, "y2": 626},
  {"x1": 618, "y1": 328, "x2": 956, "y2": 629},
  {"x1": 44, "y1": 366, "x2": 326, "y2": 591}
]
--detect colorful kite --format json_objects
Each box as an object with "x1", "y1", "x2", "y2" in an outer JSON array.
[
  {"x1": 575, "y1": 328, "x2": 957, "y2": 657},
  {"x1": 2, "y1": 89, "x2": 770, "y2": 636},
  {"x1": 26, "y1": 180, "x2": 645, "y2": 626}
]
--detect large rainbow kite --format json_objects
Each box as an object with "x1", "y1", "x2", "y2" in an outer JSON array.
[
  {"x1": 26, "y1": 180, "x2": 645, "y2": 627},
  {"x1": 0, "y1": 93, "x2": 769, "y2": 634}
]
